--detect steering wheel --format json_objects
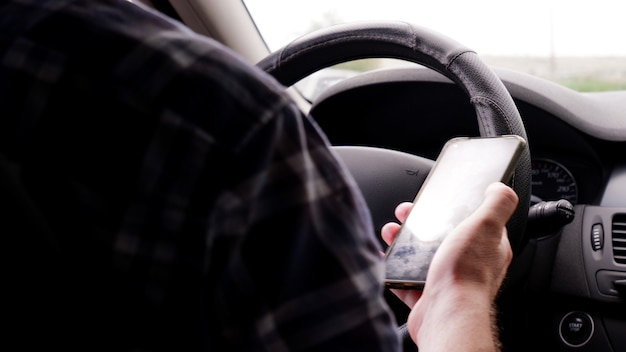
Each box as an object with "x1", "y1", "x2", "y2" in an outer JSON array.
[
  {"x1": 258, "y1": 20, "x2": 532, "y2": 350},
  {"x1": 258, "y1": 20, "x2": 531, "y2": 255}
]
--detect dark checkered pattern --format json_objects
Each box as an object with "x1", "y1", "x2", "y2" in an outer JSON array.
[{"x1": 0, "y1": 0, "x2": 400, "y2": 350}]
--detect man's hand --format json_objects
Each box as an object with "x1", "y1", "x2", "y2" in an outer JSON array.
[{"x1": 381, "y1": 182, "x2": 518, "y2": 351}]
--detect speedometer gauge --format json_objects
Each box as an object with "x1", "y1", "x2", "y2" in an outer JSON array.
[{"x1": 531, "y1": 158, "x2": 578, "y2": 205}]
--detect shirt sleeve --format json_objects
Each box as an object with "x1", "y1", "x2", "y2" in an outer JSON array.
[{"x1": 206, "y1": 99, "x2": 402, "y2": 351}]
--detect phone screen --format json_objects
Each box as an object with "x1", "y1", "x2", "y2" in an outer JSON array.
[{"x1": 384, "y1": 135, "x2": 526, "y2": 289}]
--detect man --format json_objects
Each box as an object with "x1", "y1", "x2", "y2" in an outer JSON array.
[{"x1": 0, "y1": 0, "x2": 516, "y2": 350}]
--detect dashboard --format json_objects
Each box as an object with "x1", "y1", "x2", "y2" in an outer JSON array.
[
  {"x1": 308, "y1": 67, "x2": 621, "y2": 207},
  {"x1": 305, "y1": 65, "x2": 626, "y2": 351}
]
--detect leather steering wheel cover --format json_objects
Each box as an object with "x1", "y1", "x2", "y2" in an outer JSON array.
[{"x1": 258, "y1": 20, "x2": 531, "y2": 254}]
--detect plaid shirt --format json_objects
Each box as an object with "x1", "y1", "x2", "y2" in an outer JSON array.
[{"x1": 0, "y1": 0, "x2": 400, "y2": 350}]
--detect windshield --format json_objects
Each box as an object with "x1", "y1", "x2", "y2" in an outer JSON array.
[{"x1": 244, "y1": 0, "x2": 626, "y2": 95}]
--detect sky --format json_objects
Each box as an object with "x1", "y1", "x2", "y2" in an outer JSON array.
[{"x1": 244, "y1": 0, "x2": 626, "y2": 57}]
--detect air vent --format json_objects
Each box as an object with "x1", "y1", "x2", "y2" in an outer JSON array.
[{"x1": 612, "y1": 214, "x2": 626, "y2": 264}]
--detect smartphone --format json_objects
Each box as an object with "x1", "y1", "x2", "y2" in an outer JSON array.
[{"x1": 384, "y1": 135, "x2": 526, "y2": 289}]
